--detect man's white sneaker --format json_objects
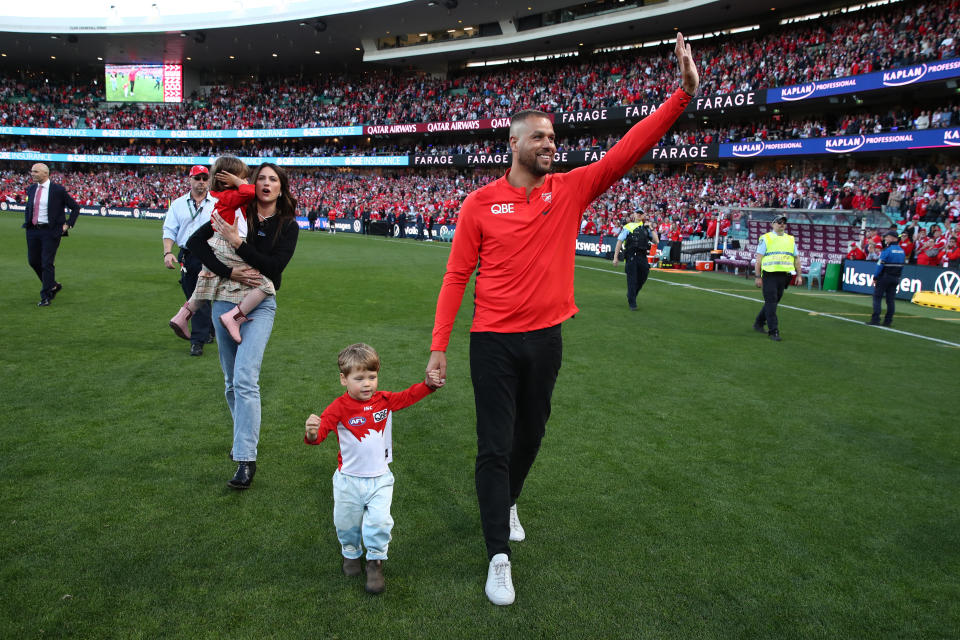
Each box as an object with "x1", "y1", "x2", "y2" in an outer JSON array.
[
  {"x1": 484, "y1": 553, "x2": 515, "y2": 605},
  {"x1": 509, "y1": 504, "x2": 525, "y2": 542}
]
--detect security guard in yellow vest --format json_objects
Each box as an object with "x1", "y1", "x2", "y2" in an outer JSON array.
[
  {"x1": 613, "y1": 210, "x2": 660, "y2": 310},
  {"x1": 753, "y1": 215, "x2": 802, "y2": 341}
]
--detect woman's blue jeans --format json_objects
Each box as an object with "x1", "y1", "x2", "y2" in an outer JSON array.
[{"x1": 213, "y1": 297, "x2": 276, "y2": 462}]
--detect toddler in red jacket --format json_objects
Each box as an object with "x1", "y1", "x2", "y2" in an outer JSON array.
[
  {"x1": 304, "y1": 343, "x2": 443, "y2": 594},
  {"x1": 169, "y1": 155, "x2": 274, "y2": 343}
]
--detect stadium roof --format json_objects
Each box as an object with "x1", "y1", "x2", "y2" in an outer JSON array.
[{"x1": 0, "y1": 0, "x2": 849, "y2": 74}]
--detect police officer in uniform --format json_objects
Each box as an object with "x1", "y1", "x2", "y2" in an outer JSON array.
[
  {"x1": 868, "y1": 229, "x2": 906, "y2": 327},
  {"x1": 753, "y1": 215, "x2": 802, "y2": 341},
  {"x1": 613, "y1": 210, "x2": 659, "y2": 311}
]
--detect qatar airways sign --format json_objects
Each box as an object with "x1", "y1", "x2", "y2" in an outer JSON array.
[{"x1": 364, "y1": 117, "x2": 511, "y2": 136}]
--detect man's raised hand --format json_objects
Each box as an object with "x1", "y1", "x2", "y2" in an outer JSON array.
[{"x1": 675, "y1": 32, "x2": 699, "y2": 97}]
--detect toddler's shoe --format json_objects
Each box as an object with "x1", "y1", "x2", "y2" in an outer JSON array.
[
  {"x1": 220, "y1": 306, "x2": 248, "y2": 343},
  {"x1": 169, "y1": 303, "x2": 193, "y2": 340},
  {"x1": 365, "y1": 560, "x2": 385, "y2": 594},
  {"x1": 342, "y1": 557, "x2": 362, "y2": 577}
]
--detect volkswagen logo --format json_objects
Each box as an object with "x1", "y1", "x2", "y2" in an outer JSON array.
[{"x1": 935, "y1": 271, "x2": 960, "y2": 296}]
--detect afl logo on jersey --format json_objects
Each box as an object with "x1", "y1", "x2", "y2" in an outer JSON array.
[{"x1": 348, "y1": 417, "x2": 367, "y2": 426}]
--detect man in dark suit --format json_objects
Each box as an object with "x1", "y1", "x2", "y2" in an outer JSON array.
[{"x1": 23, "y1": 163, "x2": 81, "y2": 307}]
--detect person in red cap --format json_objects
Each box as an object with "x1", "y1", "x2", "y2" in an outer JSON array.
[
  {"x1": 169, "y1": 155, "x2": 272, "y2": 344},
  {"x1": 162, "y1": 164, "x2": 217, "y2": 355},
  {"x1": 845, "y1": 241, "x2": 866, "y2": 261}
]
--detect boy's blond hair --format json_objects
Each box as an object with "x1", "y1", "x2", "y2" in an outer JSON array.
[
  {"x1": 338, "y1": 343, "x2": 381, "y2": 375},
  {"x1": 210, "y1": 155, "x2": 249, "y2": 191}
]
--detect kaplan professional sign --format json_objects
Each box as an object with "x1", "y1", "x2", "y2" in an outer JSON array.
[
  {"x1": 841, "y1": 260, "x2": 960, "y2": 299},
  {"x1": 722, "y1": 128, "x2": 960, "y2": 158},
  {"x1": 768, "y1": 57, "x2": 960, "y2": 103}
]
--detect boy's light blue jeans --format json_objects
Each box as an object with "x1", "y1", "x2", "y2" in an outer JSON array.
[
  {"x1": 333, "y1": 470, "x2": 395, "y2": 561},
  {"x1": 213, "y1": 297, "x2": 276, "y2": 462}
]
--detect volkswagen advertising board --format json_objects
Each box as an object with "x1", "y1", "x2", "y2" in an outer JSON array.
[{"x1": 841, "y1": 260, "x2": 960, "y2": 299}]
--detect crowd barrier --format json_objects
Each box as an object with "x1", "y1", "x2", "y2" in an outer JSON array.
[{"x1": 6, "y1": 124, "x2": 957, "y2": 169}]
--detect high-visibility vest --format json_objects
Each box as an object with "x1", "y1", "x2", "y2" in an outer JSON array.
[
  {"x1": 760, "y1": 232, "x2": 796, "y2": 273},
  {"x1": 622, "y1": 221, "x2": 650, "y2": 257}
]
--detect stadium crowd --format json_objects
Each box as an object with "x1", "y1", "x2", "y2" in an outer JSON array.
[
  {"x1": 0, "y1": 0, "x2": 956, "y2": 130},
  {"x1": 3, "y1": 162, "x2": 958, "y2": 250}
]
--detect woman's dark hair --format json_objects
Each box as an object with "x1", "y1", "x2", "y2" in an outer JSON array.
[{"x1": 246, "y1": 162, "x2": 298, "y2": 247}]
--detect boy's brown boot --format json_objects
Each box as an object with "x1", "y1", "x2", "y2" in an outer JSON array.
[
  {"x1": 342, "y1": 556, "x2": 362, "y2": 577},
  {"x1": 365, "y1": 560, "x2": 385, "y2": 594}
]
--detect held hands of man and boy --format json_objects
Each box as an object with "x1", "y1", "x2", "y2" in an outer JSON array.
[{"x1": 304, "y1": 369, "x2": 444, "y2": 442}]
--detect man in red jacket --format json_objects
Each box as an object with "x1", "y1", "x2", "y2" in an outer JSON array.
[
  {"x1": 426, "y1": 33, "x2": 699, "y2": 606},
  {"x1": 845, "y1": 241, "x2": 866, "y2": 261}
]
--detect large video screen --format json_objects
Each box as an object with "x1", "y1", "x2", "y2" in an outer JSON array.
[{"x1": 104, "y1": 64, "x2": 182, "y2": 103}]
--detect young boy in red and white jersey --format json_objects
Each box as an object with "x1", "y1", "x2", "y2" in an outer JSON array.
[{"x1": 304, "y1": 343, "x2": 443, "y2": 595}]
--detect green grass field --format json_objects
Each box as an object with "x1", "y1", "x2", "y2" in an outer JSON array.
[
  {"x1": 1, "y1": 214, "x2": 958, "y2": 639},
  {"x1": 104, "y1": 70, "x2": 165, "y2": 103}
]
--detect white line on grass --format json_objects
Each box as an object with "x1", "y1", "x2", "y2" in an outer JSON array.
[
  {"x1": 577, "y1": 263, "x2": 960, "y2": 349},
  {"x1": 329, "y1": 238, "x2": 959, "y2": 348}
]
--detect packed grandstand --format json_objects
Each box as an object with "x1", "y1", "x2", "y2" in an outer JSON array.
[{"x1": 2, "y1": 0, "x2": 959, "y2": 272}]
